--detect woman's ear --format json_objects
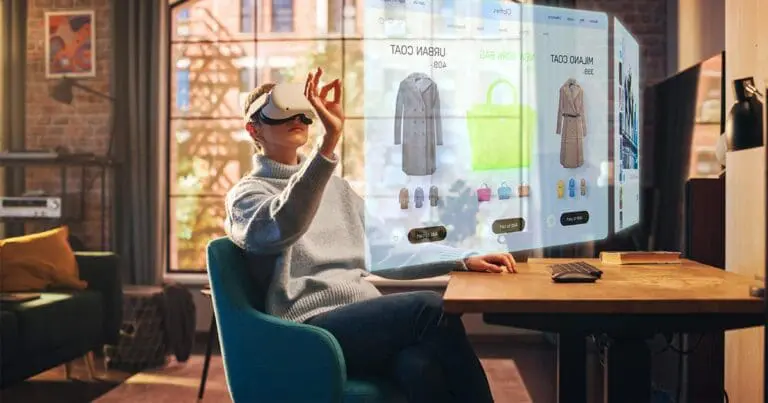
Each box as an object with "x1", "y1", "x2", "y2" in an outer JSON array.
[
  {"x1": 245, "y1": 121, "x2": 257, "y2": 135},
  {"x1": 246, "y1": 121, "x2": 260, "y2": 139}
]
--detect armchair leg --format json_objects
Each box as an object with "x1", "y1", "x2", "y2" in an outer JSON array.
[
  {"x1": 84, "y1": 351, "x2": 97, "y2": 380},
  {"x1": 198, "y1": 312, "x2": 217, "y2": 402}
]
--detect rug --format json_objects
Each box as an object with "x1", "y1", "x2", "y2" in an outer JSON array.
[{"x1": 96, "y1": 354, "x2": 537, "y2": 403}]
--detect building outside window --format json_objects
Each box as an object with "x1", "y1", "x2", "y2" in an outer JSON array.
[
  {"x1": 176, "y1": 66, "x2": 190, "y2": 112},
  {"x1": 167, "y1": 0, "x2": 364, "y2": 273},
  {"x1": 240, "y1": 0, "x2": 255, "y2": 33},
  {"x1": 327, "y1": 0, "x2": 343, "y2": 33},
  {"x1": 239, "y1": 67, "x2": 254, "y2": 93},
  {"x1": 271, "y1": 0, "x2": 293, "y2": 33}
]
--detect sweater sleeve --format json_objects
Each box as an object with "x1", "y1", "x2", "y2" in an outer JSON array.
[
  {"x1": 225, "y1": 151, "x2": 338, "y2": 254},
  {"x1": 351, "y1": 185, "x2": 477, "y2": 279}
]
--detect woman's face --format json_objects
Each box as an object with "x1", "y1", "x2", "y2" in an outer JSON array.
[{"x1": 249, "y1": 115, "x2": 310, "y2": 151}]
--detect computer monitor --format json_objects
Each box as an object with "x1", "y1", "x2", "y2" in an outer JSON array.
[{"x1": 649, "y1": 52, "x2": 725, "y2": 253}]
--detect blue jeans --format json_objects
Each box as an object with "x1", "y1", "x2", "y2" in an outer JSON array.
[{"x1": 305, "y1": 291, "x2": 494, "y2": 403}]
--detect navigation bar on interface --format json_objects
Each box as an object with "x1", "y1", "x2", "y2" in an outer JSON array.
[{"x1": 370, "y1": 0, "x2": 607, "y2": 28}]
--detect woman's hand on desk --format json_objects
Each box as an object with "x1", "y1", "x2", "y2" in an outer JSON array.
[{"x1": 465, "y1": 253, "x2": 517, "y2": 273}]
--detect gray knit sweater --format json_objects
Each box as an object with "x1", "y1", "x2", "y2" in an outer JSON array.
[{"x1": 224, "y1": 150, "x2": 474, "y2": 323}]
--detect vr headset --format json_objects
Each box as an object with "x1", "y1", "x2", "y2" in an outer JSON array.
[{"x1": 245, "y1": 83, "x2": 316, "y2": 126}]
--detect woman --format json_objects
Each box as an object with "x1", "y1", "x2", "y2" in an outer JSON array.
[{"x1": 225, "y1": 68, "x2": 517, "y2": 403}]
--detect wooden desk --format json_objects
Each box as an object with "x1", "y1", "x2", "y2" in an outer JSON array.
[{"x1": 444, "y1": 258, "x2": 764, "y2": 403}]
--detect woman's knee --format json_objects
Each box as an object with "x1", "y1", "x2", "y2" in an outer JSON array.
[{"x1": 403, "y1": 290, "x2": 461, "y2": 339}]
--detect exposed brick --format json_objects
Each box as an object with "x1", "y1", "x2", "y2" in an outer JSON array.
[{"x1": 25, "y1": 0, "x2": 112, "y2": 249}]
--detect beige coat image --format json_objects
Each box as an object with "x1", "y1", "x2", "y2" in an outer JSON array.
[{"x1": 556, "y1": 78, "x2": 588, "y2": 168}]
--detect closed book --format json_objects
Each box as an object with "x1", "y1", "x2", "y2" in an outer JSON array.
[
  {"x1": 0, "y1": 293, "x2": 41, "y2": 303},
  {"x1": 599, "y1": 251, "x2": 681, "y2": 265}
]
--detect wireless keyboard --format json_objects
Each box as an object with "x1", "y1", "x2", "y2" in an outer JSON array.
[{"x1": 549, "y1": 261, "x2": 603, "y2": 283}]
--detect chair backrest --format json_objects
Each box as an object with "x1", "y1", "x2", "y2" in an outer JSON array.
[
  {"x1": 205, "y1": 237, "x2": 282, "y2": 400},
  {"x1": 206, "y1": 237, "x2": 261, "y2": 314}
]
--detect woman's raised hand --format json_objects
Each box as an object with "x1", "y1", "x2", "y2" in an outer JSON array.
[{"x1": 304, "y1": 67, "x2": 344, "y2": 138}]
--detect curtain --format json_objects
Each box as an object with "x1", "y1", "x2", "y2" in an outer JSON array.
[
  {"x1": 111, "y1": 1, "x2": 165, "y2": 285},
  {"x1": 1, "y1": 0, "x2": 26, "y2": 238}
]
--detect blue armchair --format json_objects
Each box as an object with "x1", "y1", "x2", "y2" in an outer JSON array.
[{"x1": 206, "y1": 237, "x2": 405, "y2": 403}]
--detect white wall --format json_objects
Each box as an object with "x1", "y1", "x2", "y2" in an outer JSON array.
[
  {"x1": 724, "y1": 0, "x2": 768, "y2": 401},
  {"x1": 675, "y1": 0, "x2": 725, "y2": 72}
]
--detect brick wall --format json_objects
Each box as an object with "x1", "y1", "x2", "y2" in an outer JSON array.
[
  {"x1": 25, "y1": 0, "x2": 112, "y2": 249},
  {"x1": 576, "y1": 0, "x2": 668, "y2": 87}
]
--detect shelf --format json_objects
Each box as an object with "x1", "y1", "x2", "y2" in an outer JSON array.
[
  {"x1": 0, "y1": 153, "x2": 115, "y2": 167},
  {"x1": 0, "y1": 216, "x2": 79, "y2": 223}
]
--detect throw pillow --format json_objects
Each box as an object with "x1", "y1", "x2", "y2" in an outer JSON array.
[{"x1": 0, "y1": 226, "x2": 87, "y2": 292}]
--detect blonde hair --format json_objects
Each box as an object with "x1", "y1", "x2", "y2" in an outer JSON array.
[{"x1": 243, "y1": 82, "x2": 276, "y2": 153}]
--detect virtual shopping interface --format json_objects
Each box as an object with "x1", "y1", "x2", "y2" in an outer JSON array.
[
  {"x1": 613, "y1": 18, "x2": 641, "y2": 232},
  {"x1": 361, "y1": 1, "x2": 639, "y2": 271}
]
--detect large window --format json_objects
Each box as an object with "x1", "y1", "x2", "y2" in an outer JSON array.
[{"x1": 167, "y1": 0, "x2": 363, "y2": 272}]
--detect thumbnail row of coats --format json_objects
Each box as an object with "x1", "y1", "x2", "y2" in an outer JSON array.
[{"x1": 399, "y1": 186, "x2": 439, "y2": 209}]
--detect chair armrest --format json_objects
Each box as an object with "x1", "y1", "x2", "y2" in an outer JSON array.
[
  {"x1": 76, "y1": 252, "x2": 123, "y2": 346},
  {"x1": 216, "y1": 307, "x2": 346, "y2": 403}
]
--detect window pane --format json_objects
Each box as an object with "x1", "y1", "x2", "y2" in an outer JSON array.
[
  {"x1": 176, "y1": 67, "x2": 190, "y2": 112},
  {"x1": 271, "y1": 0, "x2": 293, "y2": 32},
  {"x1": 169, "y1": 196, "x2": 226, "y2": 271},
  {"x1": 171, "y1": 1, "x2": 252, "y2": 43},
  {"x1": 341, "y1": 117, "x2": 364, "y2": 187},
  {"x1": 171, "y1": 42, "x2": 256, "y2": 119},
  {"x1": 256, "y1": 40, "x2": 342, "y2": 87},
  {"x1": 169, "y1": 119, "x2": 254, "y2": 197},
  {"x1": 343, "y1": 39, "x2": 364, "y2": 118},
  {"x1": 328, "y1": 0, "x2": 343, "y2": 34},
  {"x1": 172, "y1": 6, "x2": 192, "y2": 39},
  {"x1": 240, "y1": 0, "x2": 254, "y2": 33},
  {"x1": 239, "y1": 67, "x2": 254, "y2": 93}
]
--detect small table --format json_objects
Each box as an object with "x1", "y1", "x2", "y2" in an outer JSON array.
[
  {"x1": 197, "y1": 288, "x2": 216, "y2": 403},
  {"x1": 443, "y1": 258, "x2": 765, "y2": 403}
]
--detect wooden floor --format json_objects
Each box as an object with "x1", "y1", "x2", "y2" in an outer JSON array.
[{"x1": 1, "y1": 337, "x2": 559, "y2": 403}]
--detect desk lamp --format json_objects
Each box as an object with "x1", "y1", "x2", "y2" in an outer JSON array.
[{"x1": 716, "y1": 77, "x2": 764, "y2": 166}]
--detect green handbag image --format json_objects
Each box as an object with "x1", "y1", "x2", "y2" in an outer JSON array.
[{"x1": 466, "y1": 79, "x2": 537, "y2": 171}]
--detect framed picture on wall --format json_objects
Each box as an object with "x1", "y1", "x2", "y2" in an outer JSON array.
[{"x1": 44, "y1": 10, "x2": 95, "y2": 78}]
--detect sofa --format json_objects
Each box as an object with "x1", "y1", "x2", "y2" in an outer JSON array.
[{"x1": 0, "y1": 252, "x2": 123, "y2": 388}]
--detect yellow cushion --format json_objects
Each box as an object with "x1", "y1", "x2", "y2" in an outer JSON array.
[{"x1": 0, "y1": 226, "x2": 87, "y2": 292}]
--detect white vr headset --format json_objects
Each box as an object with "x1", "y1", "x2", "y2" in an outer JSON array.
[{"x1": 244, "y1": 83, "x2": 317, "y2": 125}]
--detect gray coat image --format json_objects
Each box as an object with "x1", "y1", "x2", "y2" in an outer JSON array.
[
  {"x1": 429, "y1": 185, "x2": 439, "y2": 207},
  {"x1": 414, "y1": 187, "x2": 424, "y2": 208},
  {"x1": 394, "y1": 73, "x2": 444, "y2": 176}
]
